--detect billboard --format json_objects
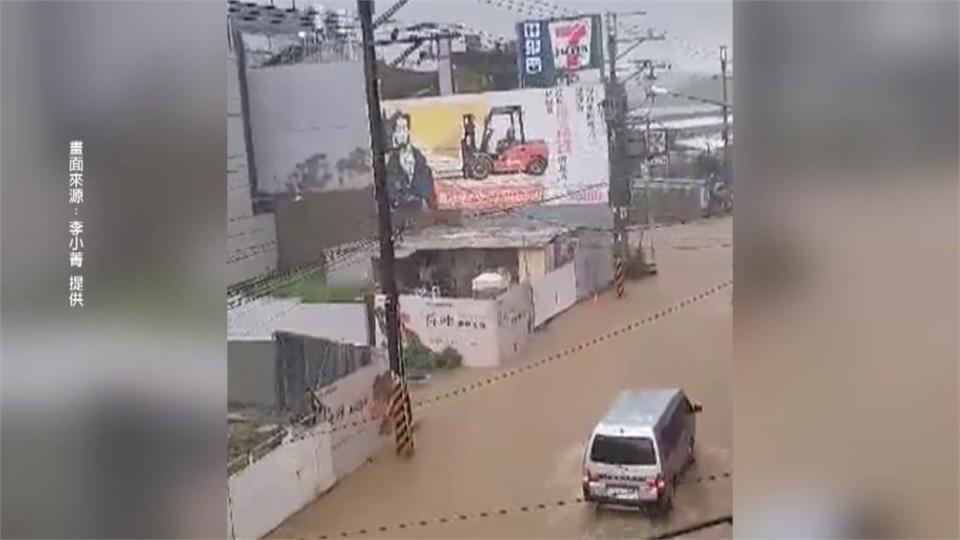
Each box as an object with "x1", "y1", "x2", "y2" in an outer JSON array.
[
  {"x1": 382, "y1": 83, "x2": 609, "y2": 211},
  {"x1": 516, "y1": 14, "x2": 604, "y2": 88}
]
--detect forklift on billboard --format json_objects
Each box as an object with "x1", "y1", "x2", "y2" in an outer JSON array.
[{"x1": 460, "y1": 105, "x2": 549, "y2": 180}]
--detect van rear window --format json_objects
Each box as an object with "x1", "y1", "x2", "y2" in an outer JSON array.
[{"x1": 590, "y1": 435, "x2": 657, "y2": 465}]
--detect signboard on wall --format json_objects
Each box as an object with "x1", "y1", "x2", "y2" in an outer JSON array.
[
  {"x1": 382, "y1": 83, "x2": 609, "y2": 211},
  {"x1": 646, "y1": 129, "x2": 669, "y2": 165},
  {"x1": 516, "y1": 14, "x2": 604, "y2": 88},
  {"x1": 373, "y1": 294, "x2": 501, "y2": 367}
]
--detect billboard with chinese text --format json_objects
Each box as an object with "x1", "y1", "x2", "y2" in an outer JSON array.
[
  {"x1": 382, "y1": 83, "x2": 609, "y2": 211},
  {"x1": 516, "y1": 14, "x2": 604, "y2": 88}
]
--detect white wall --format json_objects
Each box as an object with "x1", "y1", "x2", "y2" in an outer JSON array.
[
  {"x1": 315, "y1": 350, "x2": 390, "y2": 478},
  {"x1": 227, "y1": 354, "x2": 389, "y2": 539},
  {"x1": 277, "y1": 303, "x2": 369, "y2": 345},
  {"x1": 517, "y1": 247, "x2": 547, "y2": 283},
  {"x1": 531, "y1": 262, "x2": 577, "y2": 327},
  {"x1": 228, "y1": 302, "x2": 373, "y2": 406},
  {"x1": 228, "y1": 53, "x2": 278, "y2": 285},
  {"x1": 495, "y1": 284, "x2": 535, "y2": 363},
  {"x1": 404, "y1": 296, "x2": 499, "y2": 367},
  {"x1": 228, "y1": 300, "x2": 369, "y2": 344},
  {"x1": 326, "y1": 249, "x2": 375, "y2": 289},
  {"x1": 228, "y1": 214, "x2": 279, "y2": 285},
  {"x1": 228, "y1": 428, "x2": 336, "y2": 539},
  {"x1": 573, "y1": 233, "x2": 613, "y2": 300},
  {"x1": 375, "y1": 295, "x2": 500, "y2": 367},
  {"x1": 247, "y1": 61, "x2": 372, "y2": 194},
  {"x1": 228, "y1": 341, "x2": 276, "y2": 407}
]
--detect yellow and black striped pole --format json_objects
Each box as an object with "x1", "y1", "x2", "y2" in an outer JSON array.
[
  {"x1": 390, "y1": 350, "x2": 415, "y2": 457},
  {"x1": 615, "y1": 257, "x2": 626, "y2": 298}
]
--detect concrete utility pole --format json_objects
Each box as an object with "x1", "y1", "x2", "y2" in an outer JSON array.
[
  {"x1": 359, "y1": 0, "x2": 415, "y2": 458},
  {"x1": 358, "y1": 0, "x2": 401, "y2": 376},
  {"x1": 606, "y1": 12, "x2": 633, "y2": 296},
  {"x1": 720, "y1": 45, "x2": 729, "y2": 184}
]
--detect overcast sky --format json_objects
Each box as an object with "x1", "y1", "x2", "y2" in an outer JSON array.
[{"x1": 259, "y1": 0, "x2": 731, "y2": 74}]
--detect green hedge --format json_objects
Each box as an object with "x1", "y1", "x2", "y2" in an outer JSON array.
[{"x1": 404, "y1": 342, "x2": 463, "y2": 373}]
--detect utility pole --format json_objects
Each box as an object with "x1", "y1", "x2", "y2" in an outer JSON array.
[
  {"x1": 358, "y1": 0, "x2": 414, "y2": 458},
  {"x1": 359, "y1": 0, "x2": 401, "y2": 376},
  {"x1": 720, "y1": 45, "x2": 729, "y2": 185},
  {"x1": 606, "y1": 12, "x2": 632, "y2": 297}
]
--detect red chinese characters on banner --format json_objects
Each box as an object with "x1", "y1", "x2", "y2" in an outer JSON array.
[{"x1": 434, "y1": 181, "x2": 544, "y2": 210}]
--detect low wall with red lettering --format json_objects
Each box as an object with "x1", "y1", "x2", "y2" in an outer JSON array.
[
  {"x1": 374, "y1": 285, "x2": 535, "y2": 367},
  {"x1": 227, "y1": 355, "x2": 390, "y2": 539}
]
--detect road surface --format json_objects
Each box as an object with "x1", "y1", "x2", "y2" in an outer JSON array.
[{"x1": 270, "y1": 216, "x2": 732, "y2": 539}]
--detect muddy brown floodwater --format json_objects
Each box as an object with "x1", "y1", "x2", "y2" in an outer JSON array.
[{"x1": 270, "y1": 217, "x2": 732, "y2": 539}]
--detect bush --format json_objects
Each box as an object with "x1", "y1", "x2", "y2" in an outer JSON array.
[
  {"x1": 402, "y1": 343, "x2": 462, "y2": 372},
  {"x1": 435, "y1": 347, "x2": 463, "y2": 369},
  {"x1": 403, "y1": 342, "x2": 434, "y2": 373}
]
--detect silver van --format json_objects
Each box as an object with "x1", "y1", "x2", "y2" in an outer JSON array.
[{"x1": 582, "y1": 388, "x2": 702, "y2": 513}]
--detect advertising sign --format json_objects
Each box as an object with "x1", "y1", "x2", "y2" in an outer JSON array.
[
  {"x1": 382, "y1": 83, "x2": 609, "y2": 211},
  {"x1": 516, "y1": 14, "x2": 604, "y2": 88},
  {"x1": 647, "y1": 129, "x2": 667, "y2": 155},
  {"x1": 646, "y1": 129, "x2": 669, "y2": 165}
]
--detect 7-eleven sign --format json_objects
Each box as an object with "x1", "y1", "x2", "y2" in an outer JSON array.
[{"x1": 549, "y1": 17, "x2": 593, "y2": 71}]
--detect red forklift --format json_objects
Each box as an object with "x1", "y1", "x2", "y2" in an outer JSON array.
[{"x1": 460, "y1": 105, "x2": 549, "y2": 180}]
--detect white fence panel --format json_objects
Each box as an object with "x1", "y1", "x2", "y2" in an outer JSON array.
[
  {"x1": 531, "y1": 262, "x2": 577, "y2": 327},
  {"x1": 227, "y1": 430, "x2": 335, "y2": 539}
]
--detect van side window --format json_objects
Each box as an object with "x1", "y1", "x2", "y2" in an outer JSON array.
[
  {"x1": 659, "y1": 402, "x2": 684, "y2": 459},
  {"x1": 678, "y1": 397, "x2": 692, "y2": 416}
]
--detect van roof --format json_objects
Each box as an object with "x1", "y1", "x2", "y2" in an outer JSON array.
[{"x1": 596, "y1": 389, "x2": 681, "y2": 432}]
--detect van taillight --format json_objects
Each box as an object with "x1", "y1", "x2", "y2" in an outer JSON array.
[
  {"x1": 585, "y1": 471, "x2": 597, "y2": 482},
  {"x1": 646, "y1": 475, "x2": 666, "y2": 491}
]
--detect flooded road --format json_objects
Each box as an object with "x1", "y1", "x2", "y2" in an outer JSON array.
[{"x1": 270, "y1": 217, "x2": 732, "y2": 539}]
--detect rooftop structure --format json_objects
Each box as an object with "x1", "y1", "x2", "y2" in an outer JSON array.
[{"x1": 394, "y1": 224, "x2": 567, "y2": 258}]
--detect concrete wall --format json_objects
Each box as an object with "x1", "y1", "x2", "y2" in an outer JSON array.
[
  {"x1": 376, "y1": 284, "x2": 537, "y2": 368},
  {"x1": 228, "y1": 429, "x2": 336, "y2": 540},
  {"x1": 398, "y1": 295, "x2": 500, "y2": 367},
  {"x1": 229, "y1": 53, "x2": 278, "y2": 285},
  {"x1": 228, "y1": 214, "x2": 279, "y2": 285},
  {"x1": 326, "y1": 248, "x2": 376, "y2": 289},
  {"x1": 573, "y1": 232, "x2": 613, "y2": 299},
  {"x1": 518, "y1": 247, "x2": 547, "y2": 283},
  {"x1": 273, "y1": 188, "x2": 378, "y2": 270},
  {"x1": 630, "y1": 180, "x2": 708, "y2": 225},
  {"x1": 495, "y1": 284, "x2": 535, "y2": 362},
  {"x1": 278, "y1": 304, "x2": 369, "y2": 345},
  {"x1": 228, "y1": 341, "x2": 276, "y2": 407},
  {"x1": 228, "y1": 302, "x2": 372, "y2": 407},
  {"x1": 531, "y1": 262, "x2": 577, "y2": 327},
  {"x1": 321, "y1": 351, "x2": 390, "y2": 478},
  {"x1": 227, "y1": 355, "x2": 389, "y2": 539},
  {"x1": 229, "y1": 300, "x2": 369, "y2": 343},
  {"x1": 246, "y1": 61, "x2": 372, "y2": 195}
]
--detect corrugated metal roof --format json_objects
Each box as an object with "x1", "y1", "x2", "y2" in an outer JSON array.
[{"x1": 395, "y1": 225, "x2": 567, "y2": 257}]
